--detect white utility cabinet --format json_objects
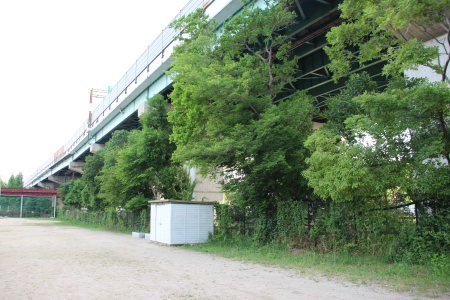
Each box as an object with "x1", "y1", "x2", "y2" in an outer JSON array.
[{"x1": 148, "y1": 200, "x2": 214, "y2": 245}]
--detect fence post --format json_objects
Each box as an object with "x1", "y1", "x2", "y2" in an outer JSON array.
[
  {"x1": 20, "y1": 195, "x2": 23, "y2": 218},
  {"x1": 53, "y1": 196, "x2": 56, "y2": 218},
  {"x1": 414, "y1": 203, "x2": 419, "y2": 227}
]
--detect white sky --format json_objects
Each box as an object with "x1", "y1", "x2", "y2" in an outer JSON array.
[{"x1": 0, "y1": 0, "x2": 189, "y2": 183}]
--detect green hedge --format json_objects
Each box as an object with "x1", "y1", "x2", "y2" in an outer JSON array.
[
  {"x1": 58, "y1": 209, "x2": 149, "y2": 233},
  {"x1": 213, "y1": 200, "x2": 450, "y2": 261}
]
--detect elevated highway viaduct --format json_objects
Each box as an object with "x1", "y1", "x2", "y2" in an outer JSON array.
[
  {"x1": 23, "y1": 0, "x2": 387, "y2": 192},
  {"x1": 26, "y1": 0, "x2": 445, "y2": 196}
]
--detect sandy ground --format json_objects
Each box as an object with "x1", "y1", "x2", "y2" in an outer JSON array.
[{"x1": 0, "y1": 218, "x2": 438, "y2": 300}]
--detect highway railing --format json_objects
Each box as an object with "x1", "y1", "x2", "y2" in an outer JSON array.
[{"x1": 25, "y1": 0, "x2": 237, "y2": 186}]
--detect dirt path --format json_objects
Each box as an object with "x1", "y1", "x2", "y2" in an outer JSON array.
[{"x1": 0, "y1": 218, "x2": 431, "y2": 299}]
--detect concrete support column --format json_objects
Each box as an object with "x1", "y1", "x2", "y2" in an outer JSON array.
[
  {"x1": 56, "y1": 197, "x2": 64, "y2": 210},
  {"x1": 191, "y1": 168, "x2": 224, "y2": 203},
  {"x1": 138, "y1": 101, "x2": 172, "y2": 118},
  {"x1": 48, "y1": 175, "x2": 79, "y2": 185},
  {"x1": 90, "y1": 144, "x2": 105, "y2": 153},
  {"x1": 69, "y1": 161, "x2": 85, "y2": 174},
  {"x1": 312, "y1": 121, "x2": 324, "y2": 130},
  {"x1": 138, "y1": 102, "x2": 149, "y2": 118},
  {"x1": 37, "y1": 181, "x2": 58, "y2": 189}
]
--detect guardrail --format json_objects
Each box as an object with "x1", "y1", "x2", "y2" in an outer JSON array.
[
  {"x1": 25, "y1": 0, "x2": 237, "y2": 187},
  {"x1": 90, "y1": 0, "x2": 225, "y2": 128}
]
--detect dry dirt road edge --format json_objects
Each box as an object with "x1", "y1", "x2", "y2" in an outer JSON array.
[{"x1": 0, "y1": 218, "x2": 435, "y2": 300}]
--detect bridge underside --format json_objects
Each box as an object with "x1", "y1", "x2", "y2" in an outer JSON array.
[{"x1": 275, "y1": 0, "x2": 387, "y2": 121}]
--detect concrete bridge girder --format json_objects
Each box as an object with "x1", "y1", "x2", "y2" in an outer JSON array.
[
  {"x1": 138, "y1": 102, "x2": 172, "y2": 118},
  {"x1": 138, "y1": 102, "x2": 148, "y2": 118},
  {"x1": 69, "y1": 161, "x2": 85, "y2": 174},
  {"x1": 48, "y1": 175, "x2": 80, "y2": 186},
  {"x1": 37, "y1": 181, "x2": 59, "y2": 190},
  {"x1": 89, "y1": 144, "x2": 105, "y2": 153}
]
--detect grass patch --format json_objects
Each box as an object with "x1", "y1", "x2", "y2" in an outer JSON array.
[
  {"x1": 50, "y1": 217, "x2": 131, "y2": 234},
  {"x1": 182, "y1": 236, "x2": 450, "y2": 298}
]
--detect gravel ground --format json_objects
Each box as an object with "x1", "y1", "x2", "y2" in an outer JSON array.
[{"x1": 0, "y1": 218, "x2": 438, "y2": 299}]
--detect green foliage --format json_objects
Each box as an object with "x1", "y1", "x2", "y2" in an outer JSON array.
[
  {"x1": 274, "y1": 200, "x2": 310, "y2": 248},
  {"x1": 156, "y1": 165, "x2": 196, "y2": 201},
  {"x1": 221, "y1": 93, "x2": 315, "y2": 207},
  {"x1": 46, "y1": 0, "x2": 450, "y2": 274},
  {"x1": 218, "y1": 198, "x2": 413, "y2": 253},
  {"x1": 59, "y1": 180, "x2": 84, "y2": 209},
  {"x1": 310, "y1": 202, "x2": 414, "y2": 256},
  {"x1": 87, "y1": 95, "x2": 195, "y2": 212},
  {"x1": 98, "y1": 135, "x2": 148, "y2": 210},
  {"x1": 62, "y1": 93, "x2": 194, "y2": 213},
  {"x1": 22, "y1": 197, "x2": 53, "y2": 217},
  {"x1": 319, "y1": 1, "x2": 450, "y2": 260},
  {"x1": 409, "y1": 208, "x2": 450, "y2": 262},
  {"x1": 304, "y1": 75, "x2": 450, "y2": 207},
  {"x1": 213, "y1": 203, "x2": 233, "y2": 238},
  {"x1": 304, "y1": 128, "x2": 383, "y2": 202},
  {"x1": 169, "y1": 0, "x2": 315, "y2": 207},
  {"x1": 0, "y1": 196, "x2": 20, "y2": 216},
  {"x1": 81, "y1": 153, "x2": 105, "y2": 211},
  {"x1": 108, "y1": 95, "x2": 194, "y2": 207},
  {"x1": 0, "y1": 196, "x2": 52, "y2": 217},
  {"x1": 325, "y1": 0, "x2": 449, "y2": 80},
  {"x1": 5, "y1": 173, "x2": 23, "y2": 188},
  {"x1": 96, "y1": 130, "x2": 133, "y2": 209},
  {"x1": 325, "y1": 72, "x2": 378, "y2": 141},
  {"x1": 58, "y1": 209, "x2": 150, "y2": 233},
  {"x1": 187, "y1": 235, "x2": 450, "y2": 296},
  {"x1": 304, "y1": 74, "x2": 450, "y2": 260},
  {"x1": 7, "y1": 175, "x2": 16, "y2": 188},
  {"x1": 125, "y1": 194, "x2": 150, "y2": 212}
]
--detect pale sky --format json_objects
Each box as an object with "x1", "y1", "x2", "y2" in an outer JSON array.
[{"x1": 0, "y1": 0, "x2": 189, "y2": 183}]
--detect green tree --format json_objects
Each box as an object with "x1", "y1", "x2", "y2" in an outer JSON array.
[
  {"x1": 97, "y1": 130, "x2": 130, "y2": 210},
  {"x1": 305, "y1": 0, "x2": 450, "y2": 206},
  {"x1": 6, "y1": 173, "x2": 23, "y2": 188},
  {"x1": 304, "y1": 75, "x2": 450, "y2": 207},
  {"x1": 325, "y1": 0, "x2": 450, "y2": 81},
  {"x1": 98, "y1": 95, "x2": 194, "y2": 212},
  {"x1": 15, "y1": 173, "x2": 23, "y2": 188},
  {"x1": 7, "y1": 175, "x2": 15, "y2": 188},
  {"x1": 111, "y1": 95, "x2": 193, "y2": 209},
  {"x1": 59, "y1": 180, "x2": 84, "y2": 209},
  {"x1": 168, "y1": 0, "x2": 315, "y2": 208},
  {"x1": 306, "y1": 1, "x2": 450, "y2": 256},
  {"x1": 81, "y1": 153, "x2": 105, "y2": 211},
  {"x1": 304, "y1": 75, "x2": 450, "y2": 257},
  {"x1": 325, "y1": 73, "x2": 378, "y2": 141},
  {"x1": 23, "y1": 197, "x2": 52, "y2": 216},
  {"x1": 137, "y1": 94, "x2": 195, "y2": 202}
]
